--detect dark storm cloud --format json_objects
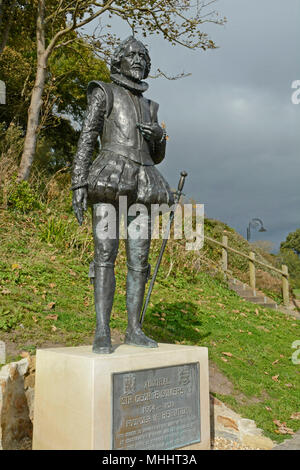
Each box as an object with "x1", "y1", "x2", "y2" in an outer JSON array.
[{"x1": 84, "y1": 0, "x2": 300, "y2": 249}]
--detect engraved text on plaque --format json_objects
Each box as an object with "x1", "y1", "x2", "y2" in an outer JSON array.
[{"x1": 112, "y1": 363, "x2": 200, "y2": 450}]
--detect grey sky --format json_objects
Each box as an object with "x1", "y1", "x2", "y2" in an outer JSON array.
[{"x1": 85, "y1": 0, "x2": 300, "y2": 250}]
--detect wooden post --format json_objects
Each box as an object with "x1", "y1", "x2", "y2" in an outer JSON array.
[
  {"x1": 222, "y1": 235, "x2": 228, "y2": 272},
  {"x1": 249, "y1": 251, "x2": 256, "y2": 290},
  {"x1": 282, "y1": 265, "x2": 289, "y2": 307}
]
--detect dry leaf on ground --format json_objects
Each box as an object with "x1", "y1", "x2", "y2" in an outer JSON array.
[
  {"x1": 273, "y1": 420, "x2": 294, "y2": 435},
  {"x1": 1, "y1": 289, "x2": 11, "y2": 295},
  {"x1": 11, "y1": 263, "x2": 21, "y2": 270},
  {"x1": 45, "y1": 314, "x2": 58, "y2": 321},
  {"x1": 46, "y1": 302, "x2": 56, "y2": 310}
]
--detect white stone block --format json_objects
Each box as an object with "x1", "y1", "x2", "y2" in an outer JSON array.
[{"x1": 33, "y1": 343, "x2": 210, "y2": 450}]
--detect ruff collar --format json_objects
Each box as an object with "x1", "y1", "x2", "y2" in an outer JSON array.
[{"x1": 110, "y1": 72, "x2": 149, "y2": 94}]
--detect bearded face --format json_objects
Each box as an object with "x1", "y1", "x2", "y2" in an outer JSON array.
[{"x1": 119, "y1": 42, "x2": 147, "y2": 82}]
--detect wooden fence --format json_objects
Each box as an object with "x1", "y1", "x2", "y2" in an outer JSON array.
[{"x1": 204, "y1": 235, "x2": 289, "y2": 307}]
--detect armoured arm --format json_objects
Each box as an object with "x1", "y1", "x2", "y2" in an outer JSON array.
[{"x1": 71, "y1": 86, "x2": 106, "y2": 190}]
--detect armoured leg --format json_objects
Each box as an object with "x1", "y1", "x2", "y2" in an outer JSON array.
[
  {"x1": 92, "y1": 203, "x2": 119, "y2": 354},
  {"x1": 124, "y1": 211, "x2": 158, "y2": 348}
]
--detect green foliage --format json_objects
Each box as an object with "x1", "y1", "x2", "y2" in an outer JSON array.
[
  {"x1": 277, "y1": 249, "x2": 300, "y2": 289},
  {"x1": 0, "y1": 307, "x2": 23, "y2": 332},
  {"x1": 7, "y1": 179, "x2": 40, "y2": 213},
  {"x1": 281, "y1": 229, "x2": 300, "y2": 255}
]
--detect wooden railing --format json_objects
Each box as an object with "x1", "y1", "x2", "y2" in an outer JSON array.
[{"x1": 204, "y1": 235, "x2": 289, "y2": 307}]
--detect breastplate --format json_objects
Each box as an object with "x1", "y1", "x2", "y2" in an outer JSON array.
[{"x1": 100, "y1": 84, "x2": 154, "y2": 166}]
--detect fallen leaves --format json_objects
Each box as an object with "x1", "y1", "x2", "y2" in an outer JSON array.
[
  {"x1": 222, "y1": 352, "x2": 233, "y2": 357},
  {"x1": 46, "y1": 302, "x2": 56, "y2": 310},
  {"x1": 45, "y1": 314, "x2": 58, "y2": 321},
  {"x1": 272, "y1": 375, "x2": 279, "y2": 382},
  {"x1": 273, "y1": 420, "x2": 294, "y2": 435},
  {"x1": 290, "y1": 412, "x2": 300, "y2": 420},
  {"x1": 257, "y1": 326, "x2": 270, "y2": 332},
  {"x1": 11, "y1": 263, "x2": 21, "y2": 270},
  {"x1": 1, "y1": 288, "x2": 11, "y2": 295}
]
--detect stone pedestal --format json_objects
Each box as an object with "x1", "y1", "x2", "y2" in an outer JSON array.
[{"x1": 32, "y1": 343, "x2": 210, "y2": 450}]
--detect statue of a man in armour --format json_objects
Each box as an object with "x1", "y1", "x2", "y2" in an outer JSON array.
[{"x1": 72, "y1": 37, "x2": 173, "y2": 354}]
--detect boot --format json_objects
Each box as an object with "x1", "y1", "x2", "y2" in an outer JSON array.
[
  {"x1": 92, "y1": 265, "x2": 115, "y2": 354},
  {"x1": 125, "y1": 268, "x2": 158, "y2": 348}
]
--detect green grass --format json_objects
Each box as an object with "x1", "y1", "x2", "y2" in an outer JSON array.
[
  {"x1": 0, "y1": 208, "x2": 299, "y2": 444},
  {"x1": 293, "y1": 289, "x2": 300, "y2": 299}
]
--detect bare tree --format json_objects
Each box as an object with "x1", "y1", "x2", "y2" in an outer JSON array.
[{"x1": 17, "y1": 0, "x2": 225, "y2": 181}]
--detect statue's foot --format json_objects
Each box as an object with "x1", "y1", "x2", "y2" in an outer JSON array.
[
  {"x1": 125, "y1": 327, "x2": 158, "y2": 348},
  {"x1": 92, "y1": 328, "x2": 112, "y2": 354}
]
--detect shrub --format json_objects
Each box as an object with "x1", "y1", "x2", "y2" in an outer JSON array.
[{"x1": 7, "y1": 179, "x2": 40, "y2": 213}]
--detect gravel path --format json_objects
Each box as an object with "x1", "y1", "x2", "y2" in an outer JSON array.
[{"x1": 211, "y1": 437, "x2": 269, "y2": 450}]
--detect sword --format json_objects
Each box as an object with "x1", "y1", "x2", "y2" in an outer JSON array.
[{"x1": 139, "y1": 171, "x2": 188, "y2": 326}]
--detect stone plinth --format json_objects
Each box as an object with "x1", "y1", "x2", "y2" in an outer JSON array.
[{"x1": 32, "y1": 343, "x2": 210, "y2": 450}]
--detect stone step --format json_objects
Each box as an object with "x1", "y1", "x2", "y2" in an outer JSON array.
[
  {"x1": 239, "y1": 297, "x2": 278, "y2": 308},
  {"x1": 231, "y1": 287, "x2": 256, "y2": 296},
  {"x1": 227, "y1": 278, "x2": 279, "y2": 311},
  {"x1": 241, "y1": 296, "x2": 268, "y2": 303}
]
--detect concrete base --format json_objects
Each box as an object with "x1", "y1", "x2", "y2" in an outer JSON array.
[{"x1": 33, "y1": 343, "x2": 210, "y2": 450}]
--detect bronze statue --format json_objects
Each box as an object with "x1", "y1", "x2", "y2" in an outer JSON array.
[{"x1": 71, "y1": 36, "x2": 173, "y2": 354}]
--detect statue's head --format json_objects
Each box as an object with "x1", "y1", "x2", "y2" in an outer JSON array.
[{"x1": 111, "y1": 36, "x2": 151, "y2": 81}]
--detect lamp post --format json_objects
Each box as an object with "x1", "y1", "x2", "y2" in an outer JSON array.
[{"x1": 247, "y1": 218, "x2": 267, "y2": 242}]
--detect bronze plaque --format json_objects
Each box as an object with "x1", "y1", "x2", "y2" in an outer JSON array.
[{"x1": 112, "y1": 363, "x2": 200, "y2": 450}]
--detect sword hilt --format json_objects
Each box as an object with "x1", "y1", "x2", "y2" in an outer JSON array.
[
  {"x1": 178, "y1": 171, "x2": 187, "y2": 192},
  {"x1": 174, "y1": 171, "x2": 187, "y2": 204}
]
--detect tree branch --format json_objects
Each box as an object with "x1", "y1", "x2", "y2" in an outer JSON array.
[{"x1": 44, "y1": 0, "x2": 116, "y2": 61}]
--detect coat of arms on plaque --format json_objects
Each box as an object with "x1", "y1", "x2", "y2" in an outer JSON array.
[
  {"x1": 178, "y1": 365, "x2": 191, "y2": 386},
  {"x1": 123, "y1": 373, "x2": 136, "y2": 395}
]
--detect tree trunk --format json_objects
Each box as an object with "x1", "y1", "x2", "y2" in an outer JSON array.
[
  {"x1": 18, "y1": 0, "x2": 46, "y2": 181},
  {"x1": 17, "y1": 57, "x2": 47, "y2": 180}
]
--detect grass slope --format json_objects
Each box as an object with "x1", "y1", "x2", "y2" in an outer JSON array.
[{"x1": 0, "y1": 207, "x2": 299, "y2": 443}]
